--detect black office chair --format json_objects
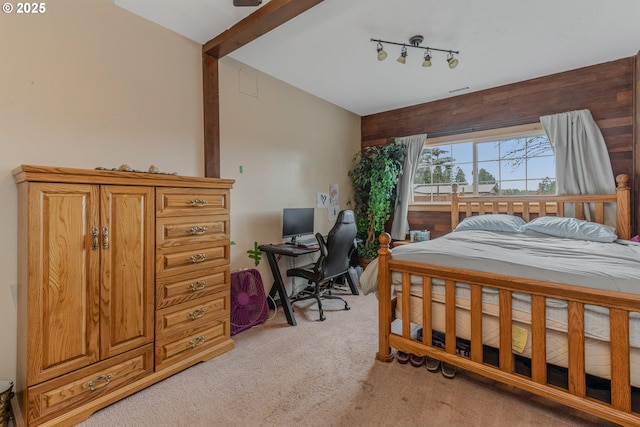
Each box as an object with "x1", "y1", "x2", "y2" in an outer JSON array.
[{"x1": 287, "y1": 210, "x2": 358, "y2": 321}]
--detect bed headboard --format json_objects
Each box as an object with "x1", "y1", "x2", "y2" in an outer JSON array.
[{"x1": 450, "y1": 174, "x2": 631, "y2": 239}]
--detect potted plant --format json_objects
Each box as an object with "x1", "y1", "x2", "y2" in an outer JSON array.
[{"x1": 348, "y1": 141, "x2": 405, "y2": 264}]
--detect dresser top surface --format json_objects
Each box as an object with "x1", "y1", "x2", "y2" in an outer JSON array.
[{"x1": 13, "y1": 164, "x2": 234, "y2": 189}]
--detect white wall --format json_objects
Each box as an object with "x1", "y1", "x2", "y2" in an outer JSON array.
[
  {"x1": 0, "y1": 0, "x2": 204, "y2": 383},
  {"x1": 0, "y1": 0, "x2": 361, "y2": 385},
  {"x1": 219, "y1": 57, "x2": 361, "y2": 295}
]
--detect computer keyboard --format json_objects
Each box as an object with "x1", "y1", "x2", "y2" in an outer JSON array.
[{"x1": 296, "y1": 237, "x2": 318, "y2": 247}]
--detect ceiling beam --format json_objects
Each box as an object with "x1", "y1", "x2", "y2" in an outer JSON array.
[
  {"x1": 202, "y1": 0, "x2": 323, "y2": 58},
  {"x1": 202, "y1": 0, "x2": 323, "y2": 178},
  {"x1": 202, "y1": 55, "x2": 220, "y2": 178}
]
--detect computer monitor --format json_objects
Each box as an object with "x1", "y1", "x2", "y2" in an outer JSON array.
[{"x1": 282, "y1": 208, "x2": 314, "y2": 242}]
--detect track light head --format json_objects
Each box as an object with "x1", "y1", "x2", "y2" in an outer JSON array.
[
  {"x1": 376, "y1": 42, "x2": 387, "y2": 61},
  {"x1": 422, "y1": 51, "x2": 432, "y2": 67},
  {"x1": 397, "y1": 46, "x2": 407, "y2": 64},
  {"x1": 447, "y1": 52, "x2": 459, "y2": 69}
]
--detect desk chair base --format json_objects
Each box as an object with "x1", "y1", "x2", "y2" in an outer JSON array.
[{"x1": 292, "y1": 280, "x2": 350, "y2": 321}]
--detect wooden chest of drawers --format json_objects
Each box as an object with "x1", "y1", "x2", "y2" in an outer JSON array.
[
  {"x1": 154, "y1": 187, "x2": 233, "y2": 371},
  {"x1": 13, "y1": 165, "x2": 234, "y2": 427}
]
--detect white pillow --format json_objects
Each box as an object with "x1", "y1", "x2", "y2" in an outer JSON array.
[
  {"x1": 454, "y1": 214, "x2": 526, "y2": 233},
  {"x1": 523, "y1": 216, "x2": 617, "y2": 243}
]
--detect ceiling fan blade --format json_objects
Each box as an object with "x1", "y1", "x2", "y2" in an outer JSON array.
[{"x1": 233, "y1": 0, "x2": 262, "y2": 6}]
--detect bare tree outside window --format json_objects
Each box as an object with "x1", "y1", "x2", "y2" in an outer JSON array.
[{"x1": 412, "y1": 132, "x2": 555, "y2": 202}]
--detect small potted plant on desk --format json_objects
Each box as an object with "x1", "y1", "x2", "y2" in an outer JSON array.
[{"x1": 348, "y1": 141, "x2": 405, "y2": 268}]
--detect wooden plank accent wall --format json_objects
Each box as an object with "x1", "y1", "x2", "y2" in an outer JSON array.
[
  {"x1": 407, "y1": 211, "x2": 450, "y2": 239},
  {"x1": 362, "y1": 57, "x2": 638, "y2": 234}
]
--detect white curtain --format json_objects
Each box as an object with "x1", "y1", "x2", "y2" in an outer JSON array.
[
  {"x1": 540, "y1": 109, "x2": 615, "y2": 223},
  {"x1": 390, "y1": 134, "x2": 427, "y2": 240}
]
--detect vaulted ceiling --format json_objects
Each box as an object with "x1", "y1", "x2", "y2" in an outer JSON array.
[{"x1": 115, "y1": 0, "x2": 640, "y2": 116}]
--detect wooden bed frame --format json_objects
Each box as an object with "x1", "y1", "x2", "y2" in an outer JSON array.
[{"x1": 375, "y1": 174, "x2": 640, "y2": 425}]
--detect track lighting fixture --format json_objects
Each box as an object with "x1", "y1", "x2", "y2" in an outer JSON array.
[{"x1": 371, "y1": 35, "x2": 459, "y2": 69}]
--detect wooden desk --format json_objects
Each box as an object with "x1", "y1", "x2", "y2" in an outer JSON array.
[{"x1": 258, "y1": 243, "x2": 319, "y2": 326}]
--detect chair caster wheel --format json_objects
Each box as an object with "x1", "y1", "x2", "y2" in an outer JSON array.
[
  {"x1": 345, "y1": 305, "x2": 351, "y2": 310},
  {"x1": 319, "y1": 315, "x2": 326, "y2": 321}
]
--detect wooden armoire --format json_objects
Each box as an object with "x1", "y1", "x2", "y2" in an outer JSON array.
[{"x1": 12, "y1": 165, "x2": 234, "y2": 427}]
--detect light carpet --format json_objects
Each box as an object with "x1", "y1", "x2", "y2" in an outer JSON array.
[{"x1": 77, "y1": 287, "x2": 616, "y2": 427}]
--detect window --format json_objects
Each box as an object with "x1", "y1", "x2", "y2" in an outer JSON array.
[{"x1": 413, "y1": 126, "x2": 555, "y2": 203}]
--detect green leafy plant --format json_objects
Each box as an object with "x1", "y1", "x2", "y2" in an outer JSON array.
[
  {"x1": 348, "y1": 141, "x2": 405, "y2": 260},
  {"x1": 247, "y1": 241, "x2": 261, "y2": 266}
]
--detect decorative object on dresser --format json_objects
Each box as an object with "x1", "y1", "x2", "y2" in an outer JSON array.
[
  {"x1": 95, "y1": 164, "x2": 178, "y2": 175},
  {"x1": 12, "y1": 165, "x2": 234, "y2": 427}
]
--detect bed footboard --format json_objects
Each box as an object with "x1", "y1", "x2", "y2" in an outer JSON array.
[{"x1": 375, "y1": 232, "x2": 640, "y2": 425}]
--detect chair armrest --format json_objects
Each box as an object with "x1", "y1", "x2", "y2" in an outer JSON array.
[{"x1": 316, "y1": 232, "x2": 328, "y2": 257}]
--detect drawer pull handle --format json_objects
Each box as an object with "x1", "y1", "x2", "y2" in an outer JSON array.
[
  {"x1": 188, "y1": 308, "x2": 207, "y2": 320},
  {"x1": 188, "y1": 253, "x2": 207, "y2": 263},
  {"x1": 187, "y1": 226, "x2": 208, "y2": 235},
  {"x1": 85, "y1": 373, "x2": 115, "y2": 391},
  {"x1": 188, "y1": 281, "x2": 207, "y2": 292},
  {"x1": 91, "y1": 227, "x2": 99, "y2": 250},
  {"x1": 187, "y1": 335, "x2": 206, "y2": 348},
  {"x1": 187, "y1": 198, "x2": 208, "y2": 207}
]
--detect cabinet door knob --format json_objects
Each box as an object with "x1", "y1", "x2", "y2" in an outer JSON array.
[
  {"x1": 102, "y1": 226, "x2": 109, "y2": 249},
  {"x1": 91, "y1": 227, "x2": 99, "y2": 250}
]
